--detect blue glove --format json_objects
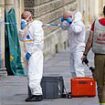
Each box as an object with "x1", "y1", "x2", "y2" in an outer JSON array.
[
  {"x1": 82, "y1": 56, "x2": 89, "y2": 65},
  {"x1": 21, "y1": 19, "x2": 27, "y2": 29},
  {"x1": 61, "y1": 17, "x2": 65, "y2": 22},
  {"x1": 25, "y1": 52, "x2": 31, "y2": 61}
]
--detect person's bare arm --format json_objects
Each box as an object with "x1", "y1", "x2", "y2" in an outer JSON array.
[
  {"x1": 81, "y1": 31, "x2": 93, "y2": 64},
  {"x1": 83, "y1": 31, "x2": 93, "y2": 56}
]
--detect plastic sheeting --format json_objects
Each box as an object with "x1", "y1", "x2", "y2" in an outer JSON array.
[{"x1": 5, "y1": 8, "x2": 24, "y2": 76}]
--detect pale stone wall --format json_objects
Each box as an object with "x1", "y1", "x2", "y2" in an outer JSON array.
[
  {"x1": 0, "y1": 0, "x2": 105, "y2": 75},
  {"x1": 77, "y1": 0, "x2": 99, "y2": 26},
  {"x1": 24, "y1": 0, "x2": 78, "y2": 59},
  {"x1": 0, "y1": 0, "x2": 78, "y2": 74},
  {"x1": 78, "y1": 0, "x2": 105, "y2": 27},
  {"x1": 0, "y1": 0, "x2": 7, "y2": 75}
]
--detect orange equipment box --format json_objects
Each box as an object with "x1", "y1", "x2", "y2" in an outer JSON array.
[{"x1": 71, "y1": 77, "x2": 96, "y2": 97}]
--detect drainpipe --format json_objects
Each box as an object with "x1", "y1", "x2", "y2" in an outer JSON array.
[{"x1": 0, "y1": 0, "x2": 7, "y2": 76}]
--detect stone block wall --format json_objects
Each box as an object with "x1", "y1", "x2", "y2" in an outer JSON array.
[{"x1": 24, "y1": 0, "x2": 77, "y2": 59}]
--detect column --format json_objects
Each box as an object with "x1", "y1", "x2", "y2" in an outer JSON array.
[
  {"x1": 94, "y1": 0, "x2": 99, "y2": 17},
  {"x1": 0, "y1": 0, "x2": 7, "y2": 75}
]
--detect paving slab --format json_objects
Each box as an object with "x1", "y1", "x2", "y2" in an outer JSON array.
[{"x1": 0, "y1": 48, "x2": 99, "y2": 105}]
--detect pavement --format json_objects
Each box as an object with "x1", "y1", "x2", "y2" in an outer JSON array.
[{"x1": 0, "y1": 47, "x2": 100, "y2": 105}]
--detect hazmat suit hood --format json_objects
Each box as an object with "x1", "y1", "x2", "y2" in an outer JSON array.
[{"x1": 73, "y1": 11, "x2": 82, "y2": 22}]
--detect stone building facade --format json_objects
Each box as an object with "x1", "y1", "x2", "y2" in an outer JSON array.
[
  {"x1": 0, "y1": 0, "x2": 105, "y2": 75},
  {"x1": 23, "y1": 0, "x2": 77, "y2": 59},
  {"x1": 0, "y1": 0, "x2": 78, "y2": 75},
  {"x1": 78, "y1": 0, "x2": 105, "y2": 26}
]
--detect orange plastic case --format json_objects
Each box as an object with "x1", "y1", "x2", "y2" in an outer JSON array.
[{"x1": 71, "y1": 77, "x2": 96, "y2": 97}]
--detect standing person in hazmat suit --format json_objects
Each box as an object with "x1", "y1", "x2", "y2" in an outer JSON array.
[
  {"x1": 61, "y1": 11, "x2": 86, "y2": 77},
  {"x1": 19, "y1": 11, "x2": 44, "y2": 102}
]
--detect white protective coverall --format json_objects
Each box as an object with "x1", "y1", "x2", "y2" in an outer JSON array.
[
  {"x1": 19, "y1": 20, "x2": 44, "y2": 95},
  {"x1": 62, "y1": 11, "x2": 86, "y2": 77}
]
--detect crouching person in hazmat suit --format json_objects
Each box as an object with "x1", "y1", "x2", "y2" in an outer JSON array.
[
  {"x1": 61, "y1": 11, "x2": 86, "y2": 77},
  {"x1": 19, "y1": 11, "x2": 44, "y2": 102}
]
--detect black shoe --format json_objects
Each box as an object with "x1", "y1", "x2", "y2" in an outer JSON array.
[{"x1": 25, "y1": 95, "x2": 43, "y2": 102}]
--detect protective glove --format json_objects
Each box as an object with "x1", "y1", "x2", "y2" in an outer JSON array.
[
  {"x1": 25, "y1": 52, "x2": 31, "y2": 61},
  {"x1": 21, "y1": 19, "x2": 27, "y2": 29},
  {"x1": 82, "y1": 55, "x2": 89, "y2": 65},
  {"x1": 89, "y1": 67, "x2": 95, "y2": 72}
]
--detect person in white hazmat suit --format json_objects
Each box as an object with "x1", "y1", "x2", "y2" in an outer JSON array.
[
  {"x1": 19, "y1": 11, "x2": 44, "y2": 102},
  {"x1": 61, "y1": 11, "x2": 86, "y2": 77}
]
